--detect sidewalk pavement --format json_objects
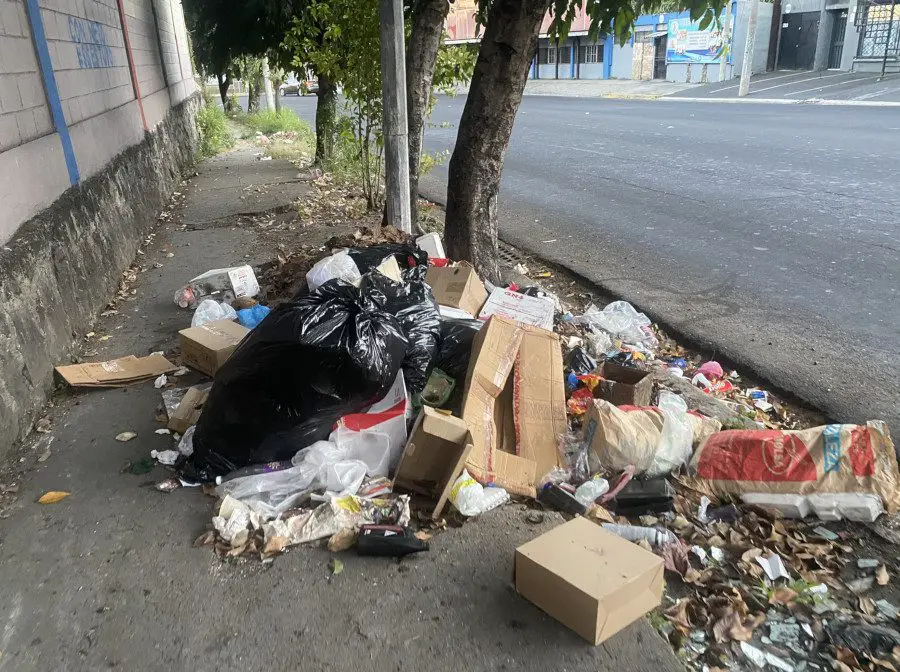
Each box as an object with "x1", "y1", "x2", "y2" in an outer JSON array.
[
  {"x1": 507, "y1": 72, "x2": 900, "y2": 105},
  {"x1": 0, "y1": 144, "x2": 682, "y2": 672}
]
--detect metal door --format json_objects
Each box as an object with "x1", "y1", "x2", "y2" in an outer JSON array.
[
  {"x1": 778, "y1": 11, "x2": 820, "y2": 69},
  {"x1": 653, "y1": 35, "x2": 668, "y2": 78},
  {"x1": 828, "y1": 11, "x2": 848, "y2": 68}
]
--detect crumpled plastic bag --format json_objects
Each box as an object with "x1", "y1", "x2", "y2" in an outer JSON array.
[
  {"x1": 306, "y1": 249, "x2": 362, "y2": 292},
  {"x1": 191, "y1": 299, "x2": 238, "y2": 327},
  {"x1": 188, "y1": 280, "x2": 408, "y2": 479},
  {"x1": 574, "y1": 300, "x2": 658, "y2": 349}
]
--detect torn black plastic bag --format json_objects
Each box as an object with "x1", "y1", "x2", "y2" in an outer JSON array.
[
  {"x1": 365, "y1": 265, "x2": 441, "y2": 396},
  {"x1": 434, "y1": 317, "x2": 483, "y2": 381},
  {"x1": 188, "y1": 280, "x2": 408, "y2": 479}
]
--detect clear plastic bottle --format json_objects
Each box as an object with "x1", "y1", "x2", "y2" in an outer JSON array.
[{"x1": 602, "y1": 523, "x2": 676, "y2": 546}]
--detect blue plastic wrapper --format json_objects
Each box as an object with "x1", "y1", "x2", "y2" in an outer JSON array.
[{"x1": 237, "y1": 304, "x2": 271, "y2": 329}]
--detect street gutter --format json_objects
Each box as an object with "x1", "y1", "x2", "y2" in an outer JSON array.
[{"x1": 419, "y1": 181, "x2": 837, "y2": 424}]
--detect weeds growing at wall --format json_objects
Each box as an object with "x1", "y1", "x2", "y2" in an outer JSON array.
[{"x1": 196, "y1": 105, "x2": 233, "y2": 157}]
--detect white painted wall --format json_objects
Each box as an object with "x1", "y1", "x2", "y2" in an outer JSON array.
[{"x1": 0, "y1": 0, "x2": 197, "y2": 245}]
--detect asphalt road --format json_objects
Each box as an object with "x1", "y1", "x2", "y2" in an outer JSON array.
[{"x1": 279, "y1": 93, "x2": 899, "y2": 431}]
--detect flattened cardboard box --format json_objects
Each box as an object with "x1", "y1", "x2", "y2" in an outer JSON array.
[
  {"x1": 56, "y1": 354, "x2": 176, "y2": 387},
  {"x1": 460, "y1": 316, "x2": 567, "y2": 497},
  {"x1": 178, "y1": 319, "x2": 249, "y2": 377},
  {"x1": 425, "y1": 264, "x2": 488, "y2": 318},
  {"x1": 515, "y1": 517, "x2": 664, "y2": 645},
  {"x1": 393, "y1": 407, "x2": 474, "y2": 520}
]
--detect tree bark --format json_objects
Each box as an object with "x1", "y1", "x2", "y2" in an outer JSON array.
[
  {"x1": 274, "y1": 85, "x2": 282, "y2": 113},
  {"x1": 314, "y1": 72, "x2": 337, "y2": 165},
  {"x1": 247, "y1": 79, "x2": 261, "y2": 113},
  {"x1": 444, "y1": 0, "x2": 550, "y2": 280},
  {"x1": 405, "y1": 0, "x2": 450, "y2": 223},
  {"x1": 217, "y1": 72, "x2": 231, "y2": 107}
]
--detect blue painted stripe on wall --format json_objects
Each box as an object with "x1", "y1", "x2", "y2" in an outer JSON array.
[
  {"x1": 23, "y1": 0, "x2": 80, "y2": 185},
  {"x1": 603, "y1": 38, "x2": 613, "y2": 78}
]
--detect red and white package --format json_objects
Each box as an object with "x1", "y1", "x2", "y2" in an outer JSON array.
[
  {"x1": 335, "y1": 372, "x2": 409, "y2": 470},
  {"x1": 690, "y1": 421, "x2": 899, "y2": 521}
]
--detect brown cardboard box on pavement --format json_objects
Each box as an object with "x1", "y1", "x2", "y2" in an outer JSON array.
[
  {"x1": 167, "y1": 384, "x2": 210, "y2": 434},
  {"x1": 393, "y1": 407, "x2": 474, "y2": 520},
  {"x1": 515, "y1": 517, "x2": 664, "y2": 645},
  {"x1": 596, "y1": 361, "x2": 653, "y2": 407},
  {"x1": 178, "y1": 319, "x2": 249, "y2": 377},
  {"x1": 425, "y1": 264, "x2": 488, "y2": 318},
  {"x1": 460, "y1": 316, "x2": 567, "y2": 498}
]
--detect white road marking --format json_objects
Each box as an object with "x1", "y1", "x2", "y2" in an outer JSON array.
[{"x1": 785, "y1": 76, "x2": 876, "y2": 97}]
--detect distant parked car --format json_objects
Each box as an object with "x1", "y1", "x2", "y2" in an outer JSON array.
[
  {"x1": 302, "y1": 79, "x2": 319, "y2": 95},
  {"x1": 280, "y1": 79, "x2": 301, "y2": 96}
]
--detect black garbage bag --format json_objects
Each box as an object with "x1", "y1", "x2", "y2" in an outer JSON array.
[
  {"x1": 434, "y1": 317, "x2": 483, "y2": 382},
  {"x1": 347, "y1": 243, "x2": 426, "y2": 275},
  {"x1": 366, "y1": 263, "x2": 441, "y2": 396},
  {"x1": 188, "y1": 280, "x2": 409, "y2": 479},
  {"x1": 564, "y1": 346, "x2": 597, "y2": 375}
]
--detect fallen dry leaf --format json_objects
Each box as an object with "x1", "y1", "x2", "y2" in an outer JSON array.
[
  {"x1": 38, "y1": 491, "x2": 70, "y2": 504},
  {"x1": 115, "y1": 431, "x2": 137, "y2": 442},
  {"x1": 860, "y1": 596, "x2": 878, "y2": 617},
  {"x1": 327, "y1": 529, "x2": 357, "y2": 552},
  {"x1": 769, "y1": 587, "x2": 798, "y2": 606},
  {"x1": 264, "y1": 535, "x2": 289, "y2": 556},
  {"x1": 742, "y1": 548, "x2": 764, "y2": 563},
  {"x1": 329, "y1": 558, "x2": 344, "y2": 576},
  {"x1": 193, "y1": 531, "x2": 215, "y2": 547},
  {"x1": 712, "y1": 609, "x2": 758, "y2": 643},
  {"x1": 878, "y1": 565, "x2": 891, "y2": 586},
  {"x1": 664, "y1": 598, "x2": 695, "y2": 632}
]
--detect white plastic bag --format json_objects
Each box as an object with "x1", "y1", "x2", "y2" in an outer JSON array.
[
  {"x1": 191, "y1": 299, "x2": 238, "y2": 327},
  {"x1": 306, "y1": 249, "x2": 362, "y2": 292},
  {"x1": 323, "y1": 460, "x2": 367, "y2": 495},
  {"x1": 647, "y1": 390, "x2": 693, "y2": 478},
  {"x1": 330, "y1": 427, "x2": 392, "y2": 477},
  {"x1": 449, "y1": 469, "x2": 509, "y2": 516},
  {"x1": 216, "y1": 462, "x2": 319, "y2": 518},
  {"x1": 177, "y1": 425, "x2": 195, "y2": 456},
  {"x1": 575, "y1": 300, "x2": 658, "y2": 349}
]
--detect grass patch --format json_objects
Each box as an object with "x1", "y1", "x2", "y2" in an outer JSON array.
[
  {"x1": 196, "y1": 104, "x2": 233, "y2": 157},
  {"x1": 245, "y1": 109, "x2": 309, "y2": 135}
]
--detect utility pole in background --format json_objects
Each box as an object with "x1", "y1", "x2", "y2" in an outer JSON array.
[
  {"x1": 738, "y1": 0, "x2": 760, "y2": 96},
  {"x1": 262, "y1": 57, "x2": 275, "y2": 111},
  {"x1": 719, "y1": 14, "x2": 733, "y2": 82},
  {"x1": 880, "y1": 0, "x2": 897, "y2": 79},
  {"x1": 379, "y1": 0, "x2": 412, "y2": 233}
]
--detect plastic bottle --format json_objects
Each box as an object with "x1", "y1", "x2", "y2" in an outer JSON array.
[
  {"x1": 601, "y1": 523, "x2": 677, "y2": 546},
  {"x1": 574, "y1": 476, "x2": 610, "y2": 506}
]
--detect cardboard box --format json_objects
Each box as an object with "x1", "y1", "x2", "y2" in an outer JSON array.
[
  {"x1": 178, "y1": 319, "x2": 249, "y2": 377},
  {"x1": 460, "y1": 316, "x2": 567, "y2": 497},
  {"x1": 393, "y1": 407, "x2": 474, "y2": 519},
  {"x1": 167, "y1": 384, "x2": 211, "y2": 434},
  {"x1": 596, "y1": 361, "x2": 653, "y2": 407},
  {"x1": 478, "y1": 287, "x2": 555, "y2": 331},
  {"x1": 515, "y1": 517, "x2": 664, "y2": 645},
  {"x1": 56, "y1": 354, "x2": 176, "y2": 387},
  {"x1": 425, "y1": 264, "x2": 488, "y2": 318}
]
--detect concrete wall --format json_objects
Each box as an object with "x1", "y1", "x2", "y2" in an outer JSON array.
[
  {"x1": 0, "y1": 0, "x2": 197, "y2": 245},
  {"x1": 0, "y1": 0, "x2": 199, "y2": 459},
  {"x1": 611, "y1": 42, "x2": 634, "y2": 78}
]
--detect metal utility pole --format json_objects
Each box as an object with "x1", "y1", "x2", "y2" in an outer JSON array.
[
  {"x1": 262, "y1": 57, "x2": 275, "y2": 111},
  {"x1": 738, "y1": 0, "x2": 761, "y2": 96},
  {"x1": 379, "y1": 0, "x2": 412, "y2": 233},
  {"x1": 880, "y1": 0, "x2": 897, "y2": 79}
]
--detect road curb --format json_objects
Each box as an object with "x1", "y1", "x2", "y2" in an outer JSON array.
[{"x1": 659, "y1": 96, "x2": 900, "y2": 107}]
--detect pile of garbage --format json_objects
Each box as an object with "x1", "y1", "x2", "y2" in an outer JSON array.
[{"x1": 55, "y1": 226, "x2": 900, "y2": 663}]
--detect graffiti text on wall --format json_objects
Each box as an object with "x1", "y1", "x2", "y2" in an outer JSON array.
[{"x1": 68, "y1": 17, "x2": 114, "y2": 68}]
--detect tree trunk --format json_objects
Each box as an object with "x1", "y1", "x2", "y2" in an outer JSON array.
[
  {"x1": 247, "y1": 79, "x2": 261, "y2": 113},
  {"x1": 405, "y1": 0, "x2": 450, "y2": 223},
  {"x1": 444, "y1": 0, "x2": 550, "y2": 280},
  {"x1": 274, "y1": 86, "x2": 282, "y2": 113},
  {"x1": 217, "y1": 72, "x2": 231, "y2": 107},
  {"x1": 314, "y1": 72, "x2": 337, "y2": 165}
]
